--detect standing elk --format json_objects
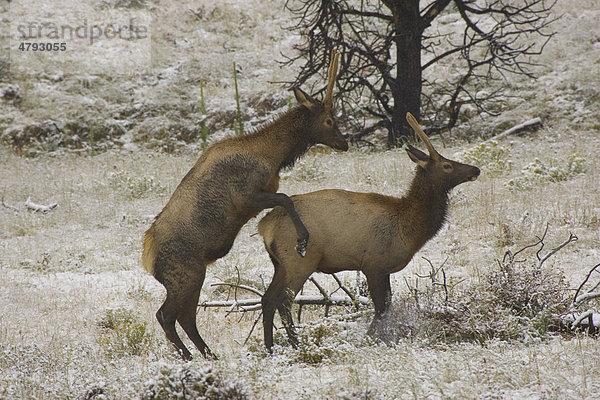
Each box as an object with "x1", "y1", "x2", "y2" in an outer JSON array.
[
  {"x1": 143, "y1": 52, "x2": 346, "y2": 360},
  {"x1": 257, "y1": 112, "x2": 480, "y2": 350}
]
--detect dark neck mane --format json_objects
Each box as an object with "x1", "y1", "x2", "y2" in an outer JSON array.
[
  {"x1": 237, "y1": 106, "x2": 314, "y2": 170},
  {"x1": 405, "y1": 168, "x2": 450, "y2": 241}
]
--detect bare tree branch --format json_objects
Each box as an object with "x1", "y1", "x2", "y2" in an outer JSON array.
[
  {"x1": 282, "y1": 0, "x2": 556, "y2": 145},
  {"x1": 573, "y1": 263, "x2": 600, "y2": 306}
]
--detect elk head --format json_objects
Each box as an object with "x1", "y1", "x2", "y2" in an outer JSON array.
[
  {"x1": 405, "y1": 112, "x2": 480, "y2": 191},
  {"x1": 293, "y1": 50, "x2": 348, "y2": 151}
]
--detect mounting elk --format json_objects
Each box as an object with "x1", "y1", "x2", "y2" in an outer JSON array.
[
  {"x1": 258, "y1": 112, "x2": 480, "y2": 349},
  {"x1": 143, "y1": 52, "x2": 346, "y2": 360}
]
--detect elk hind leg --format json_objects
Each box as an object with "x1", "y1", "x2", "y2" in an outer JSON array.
[
  {"x1": 176, "y1": 265, "x2": 217, "y2": 359},
  {"x1": 278, "y1": 269, "x2": 314, "y2": 348},
  {"x1": 262, "y1": 267, "x2": 285, "y2": 351},
  {"x1": 277, "y1": 291, "x2": 298, "y2": 348},
  {"x1": 156, "y1": 290, "x2": 193, "y2": 360}
]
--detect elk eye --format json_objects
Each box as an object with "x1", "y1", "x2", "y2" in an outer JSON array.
[
  {"x1": 443, "y1": 164, "x2": 453, "y2": 170},
  {"x1": 325, "y1": 118, "x2": 333, "y2": 126}
]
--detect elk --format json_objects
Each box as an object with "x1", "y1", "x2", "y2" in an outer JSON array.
[
  {"x1": 142, "y1": 51, "x2": 346, "y2": 360},
  {"x1": 257, "y1": 112, "x2": 480, "y2": 350}
]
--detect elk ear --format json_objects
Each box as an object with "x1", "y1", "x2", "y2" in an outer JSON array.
[
  {"x1": 293, "y1": 87, "x2": 318, "y2": 111},
  {"x1": 406, "y1": 144, "x2": 430, "y2": 168}
]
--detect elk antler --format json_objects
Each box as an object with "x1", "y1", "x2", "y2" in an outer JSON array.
[
  {"x1": 324, "y1": 50, "x2": 340, "y2": 112},
  {"x1": 406, "y1": 112, "x2": 440, "y2": 159}
]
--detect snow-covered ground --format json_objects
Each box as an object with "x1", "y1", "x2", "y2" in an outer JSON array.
[{"x1": 1, "y1": 0, "x2": 599, "y2": 398}]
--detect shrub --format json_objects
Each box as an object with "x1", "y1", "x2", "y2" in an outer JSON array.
[
  {"x1": 246, "y1": 320, "x2": 345, "y2": 365},
  {"x1": 97, "y1": 308, "x2": 153, "y2": 357},
  {"x1": 339, "y1": 389, "x2": 380, "y2": 400},
  {"x1": 506, "y1": 154, "x2": 587, "y2": 189},
  {"x1": 456, "y1": 141, "x2": 512, "y2": 176},
  {"x1": 142, "y1": 363, "x2": 247, "y2": 400},
  {"x1": 459, "y1": 254, "x2": 569, "y2": 341},
  {"x1": 375, "y1": 231, "x2": 572, "y2": 345},
  {"x1": 0, "y1": 58, "x2": 9, "y2": 81},
  {"x1": 109, "y1": 170, "x2": 166, "y2": 199},
  {"x1": 292, "y1": 322, "x2": 339, "y2": 365}
]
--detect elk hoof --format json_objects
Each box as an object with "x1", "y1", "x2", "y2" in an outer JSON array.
[{"x1": 295, "y1": 239, "x2": 307, "y2": 257}]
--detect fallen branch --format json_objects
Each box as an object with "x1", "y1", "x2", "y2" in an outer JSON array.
[
  {"x1": 200, "y1": 298, "x2": 262, "y2": 312},
  {"x1": 502, "y1": 224, "x2": 578, "y2": 269},
  {"x1": 309, "y1": 276, "x2": 332, "y2": 317},
  {"x1": 210, "y1": 282, "x2": 264, "y2": 297},
  {"x1": 419, "y1": 257, "x2": 449, "y2": 303},
  {"x1": 25, "y1": 197, "x2": 58, "y2": 213},
  {"x1": 573, "y1": 262, "x2": 600, "y2": 306},
  {"x1": 563, "y1": 311, "x2": 600, "y2": 334},
  {"x1": 538, "y1": 232, "x2": 578, "y2": 267},
  {"x1": 309, "y1": 277, "x2": 331, "y2": 302},
  {"x1": 489, "y1": 117, "x2": 542, "y2": 141},
  {"x1": 1, "y1": 195, "x2": 20, "y2": 212},
  {"x1": 203, "y1": 273, "x2": 370, "y2": 314},
  {"x1": 200, "y1": 294, "x2": 369, "y2": 311},
  {"x1": 563, "y1": 262, "x2": 600, "y2": 334},
  {"x1": 331, "y1": 273, "x2": 357, "y2": 303},
  {"x1": 574, "y1": 292, "x2": 600, "y2": 304}
]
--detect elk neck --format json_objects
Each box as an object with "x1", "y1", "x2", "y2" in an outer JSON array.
[
  {"x1": 402, "y1": 167, "x2": 450, "y2": 243},
  {"x1": 242, "y1": 106, "x2": 314, "y2": 170}
]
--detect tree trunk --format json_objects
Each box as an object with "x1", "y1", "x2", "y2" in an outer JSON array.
[{"x1": 384, "y1": 0, "x2": 423, "y2": 147}]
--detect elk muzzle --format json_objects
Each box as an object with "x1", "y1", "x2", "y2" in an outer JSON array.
[{"x1": 333, "y1": 135, "x2": 349, "y2": 151}]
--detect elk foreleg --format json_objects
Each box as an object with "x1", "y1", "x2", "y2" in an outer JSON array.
[
  {"x1": 248, "y1": 191, "x2": 309, "y2": 256},
  {"x1": 366, "y1": 273, "x2": 392, "y2": 338}
]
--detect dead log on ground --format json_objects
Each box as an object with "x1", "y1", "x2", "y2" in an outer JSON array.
[
  {"x1": 25, "y1": 197, "x2": 58, "y2": 213},
  {"x1": 489, "y1": 117, "x2": 542, "y2": 141}
]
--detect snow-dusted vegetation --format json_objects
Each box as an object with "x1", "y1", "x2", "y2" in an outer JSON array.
[{"x1": 1, "y1": 0, "x2": 599, "y2": 398}]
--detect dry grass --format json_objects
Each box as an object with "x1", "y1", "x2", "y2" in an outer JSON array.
[
  {"x1": 1, "y1": 136, "x2": 598, "y2": 398},
  {"x1": 1, "y1": 0, "x2": 600, "y2": 398}
]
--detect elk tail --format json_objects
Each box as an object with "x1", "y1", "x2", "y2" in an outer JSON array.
[{"x1": 142, "y1": 228, "x2": 158, "y2": 276}]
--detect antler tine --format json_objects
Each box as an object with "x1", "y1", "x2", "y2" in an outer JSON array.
[
  {"x1": 406, "y1": 112, "x2": 440, "y2": 159},
  {"x1": 324, "y1": 50, "x2": 340, "y2": 112}
]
